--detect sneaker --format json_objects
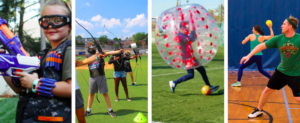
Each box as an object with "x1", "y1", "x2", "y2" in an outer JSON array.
[
  {"x1": 108, "y1": 110, "x2": 117, "y2": 118},
  {"x1": 132, "y1": 82, "x2": 137, "y2": 86},
  {"x1": 169, "y1": 81, "x2": 175, "y2": 93},
  {"x1": 115, "y1": 98, "x2": 119, "y2": 102},
  {"x1": 126, "y1": 98, "x2": 132, "y2": 102},
  {"x1": 85, "y1": 111, "x2": 92, "y2": 117},
  {"x1": 248, "y1": 108, "x2": 263, "y2": 118},
  {"x1": 210, "y1": 85, "x2": 220, "y2": 93},
  {"x1": 231, "y1": 81, "x2": 241, "y2": 87}
]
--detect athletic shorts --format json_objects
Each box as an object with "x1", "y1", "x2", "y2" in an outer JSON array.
[
  {"x1": 267, "y1": 69, "x2": 300, "y2": 97},
  {"x1": 89, "y1": 75, "x2": 108, "y2": 94},
  {"x1": 125, "y1": 67, "x2": 132, "y2": 72},
  {"x1": 76, "y1": 89, "x2": 84, "y2": 109},
  {"x1": 114, "y1": 71, "x2": 126, "y2": 78}
]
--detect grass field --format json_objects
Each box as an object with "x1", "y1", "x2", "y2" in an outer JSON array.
[
  {"x1": 76, "y1": 55, "x2": 148, "y2": 123},
  {"x1": 152, "y1": 43, "x2": 224, "y2": 123},
  {"x1": 0, "y1": 97, "x2": 18, "y2": 123}
]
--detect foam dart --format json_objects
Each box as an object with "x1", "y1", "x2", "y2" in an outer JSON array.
[
  {"x1": 55, "y1": 53, "x2": 58, "y2": 70},
  {"x1": 37, "y1": 89, "x2": 52, "y2": 95},
  {"x1": 51, "y1": 52, "x2": 54, "y2": 67},
  {"x1": 58, "y1": 54, "x2": 61, "y2": 71},
  {"x1": 266, "y1": 20, "x2": 272, "y2": 26},
  {"x1": 36, "y1": 86, "x2": 53, "y2": 92},
  {"x1": 40, "y1": 80, "x2": 56, "y2": 84},
  {"x1": 39, "y1": 82, "x2": 56, "y2": 88},
  {"x1": 45, "y1": 53, "x2": 49, "y2": 67},
  {"x1": 37, "y1": 92, "x2": 53, "y2": 97},
  {"x1": 40, "y1": 78, "x2": 56, "y2": 82}
]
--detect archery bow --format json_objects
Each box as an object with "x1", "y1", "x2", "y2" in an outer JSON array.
[
  {"x1": 103, "y1": 25, "x2": 124, "y2": 71},
  {"x1": 76, "y1": 20, "x2": 104, "y2": 103}
]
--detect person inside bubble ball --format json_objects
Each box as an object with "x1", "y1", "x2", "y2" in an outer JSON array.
[{"x1": 169, "y1": 21, "x2": 220, "y2": 93}]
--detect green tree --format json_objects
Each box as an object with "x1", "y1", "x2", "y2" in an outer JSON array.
[
  {"x1": 133, "y1": 32, "x2": 147, "y2": 46},
  {"x1": 0, "y1": 0, "x2": 18, "y2": 27},
  {"x1": 75, "y1": 35, "x2": 83, "y2": 45},
  {"x1": 114, "y1": 43, "x2": 119, "y2": 48},
  {"x1": 18, "y1": 0, "x2": 39, "y2": 43},
  {"x1": 98, "y1": 35, "x2": 108, "y2": 45},
  {"x1": 113, "y1": 37, "x2": 121, "y2": 41},
  {"x1": 76, "y1": 35, "x2": 82, "y2": 41},
  {"x1": 208, "y1": 4, "x2": 224, "y2": 27}
]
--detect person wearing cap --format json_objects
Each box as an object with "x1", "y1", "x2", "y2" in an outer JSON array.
[
  {"x1": 169, "y1": 21, "x2": 220, "y2": 93},
  {"x1": 243, "y1": 15, "x2": 300, "y2": 118}
]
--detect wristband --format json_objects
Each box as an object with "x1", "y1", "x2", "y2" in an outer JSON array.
[
  {"x1": 32, "y1": 79, "x2": 39, "y2": 93},
  {"x1": 35, "y1": 77, "x2": 56, "y2": 97},
  {"x1": 96, "y1": 55, "x2": 99, "y2": 61}
]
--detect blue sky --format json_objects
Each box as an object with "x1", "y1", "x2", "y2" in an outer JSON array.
[
  {"x1": 76, "y1": 0, "x2": 148, "y2": 40},
  {"x1": 152, "y1": 0, "x2": 224, "y2": 17}
]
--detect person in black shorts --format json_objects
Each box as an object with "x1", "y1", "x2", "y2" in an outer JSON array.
[
  {"x1": 240, "y1": 16, "x2": 300, "y2": 118},
  {"x1": 124, "y1": 50, "x2": 137, "y2": 86}
]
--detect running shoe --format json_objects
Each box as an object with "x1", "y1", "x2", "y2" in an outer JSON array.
[
  {"x1": 115, "y1": 98, "x2": 119, "y2": 102},
  {"x1": 169, "y1": 81, "x2": 175, "y2": 93},
  {"x1": 108, "y1": 110, "x2": 117, "y2": 118},
  {"x1": 248, "y1": 108, "x2": 263, "y2": 118},
  {"x1": 85, "y1": 111, "x2": 92, "y2": 117},
  {"x1": 132, "y1": 82, "x2": 137, "y2": 86},
  {"x1": 126, "y1": 98, "x2": 132, "y2": 102},
  {"x1": 210, "y1": 85, "x2": 220, "y2": 93},
  {"x1": 231, "y1": 81, "x2": 241, "y2": 87}
]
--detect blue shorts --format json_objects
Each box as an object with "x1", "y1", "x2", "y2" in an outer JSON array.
[{"x1": 114, "y1": 71, "x2": 126, "y2": 78}]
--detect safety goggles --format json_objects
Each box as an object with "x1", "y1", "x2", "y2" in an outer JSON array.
[
  {"x1": 39, "y1": 15, "x2": 71, "y2": 29},
  {"x1": 88, "y1": 45, "x2": 96, "y2": 49}
]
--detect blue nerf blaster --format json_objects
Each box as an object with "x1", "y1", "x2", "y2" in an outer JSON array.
[{"x1": 0, "y1": 17, "x2": 40, "y2": 86}]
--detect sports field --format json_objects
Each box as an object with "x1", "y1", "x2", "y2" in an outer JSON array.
[
  {"x1": 76, "y1": 55, "x2": 148, "y2": 123},
  {"x1": 152, "y1": 43, "x2": 224, "y2": 123},
  {"x1": 0, "y1": 97, "x2": 18, "y2": 123}
]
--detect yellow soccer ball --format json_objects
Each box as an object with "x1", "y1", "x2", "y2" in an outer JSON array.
[
  {"x1": 266, "y1": 20, "x2": 272, "y2": 26},
  {"x1": 201, "y1": 85, "x2": 212, "y2": 95}
]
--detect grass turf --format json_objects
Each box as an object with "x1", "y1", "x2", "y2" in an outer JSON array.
[
  {"x1": 0, "y1": 98, "x2": 18, "y2": 123},
  {"x1": 152, "y1": 43, "x2": 224, "y2": 123},
  {"x1": 76, "y1": 55, "x2": 148, "y2": 123}
]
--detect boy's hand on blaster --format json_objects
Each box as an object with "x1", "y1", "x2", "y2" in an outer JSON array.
[{"x1": 15, "y1": 72, "x2": 38, "y2": 89}]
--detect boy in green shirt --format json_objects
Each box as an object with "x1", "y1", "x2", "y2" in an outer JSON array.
[{"x1": 240, "y1": 16, "x2": 300, "y2": 118}]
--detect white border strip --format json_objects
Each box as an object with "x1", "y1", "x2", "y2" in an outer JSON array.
[
  {"x1": 224, "y1": 0, "x2": 228, "y2": 122},
  {"x1": 71, "y1": 0, "x2": 76, "y2": 122},
  {"x1": 148, "y1": 0, "x2": 152, "y2": 122}
]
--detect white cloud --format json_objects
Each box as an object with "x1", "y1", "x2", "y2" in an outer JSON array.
[
  {"x1": 86, "y1": 2, "x2": 90, "y2": 6},
  {"x1": 76, "y1": 18, "x2": 94, "y2": 29},
  {"x1": 130, "y1": 32, "x2": 136, "y2": 36},
  {"x1": 124, "y1": 18, "x2": 131, "y2": 22},
  {"x1": 101, "y1": 18, "x2": 121, "y2": 28},
  {"x1": 97, "y1": 31, "x2": 108, "y2": 35},
  {"x1": 122, "y1": 29, "x2": 130, "y2": 33},
  {"x1": 125, "y1": 13, "x2": 147, "y2": 28},
  {"x1": 91, "y1": 15, "x2": 102, "y2": 22},
  {"x1": 79, "y1": 33, "x2": 85, "y2": 38}
]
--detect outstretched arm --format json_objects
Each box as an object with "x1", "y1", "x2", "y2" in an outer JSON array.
[
  {"x1": 240, "y1": 43, "x2": 267, "y2": 64},
  {"x1": 105, "y1": 49, "x2": 124, "y2": 56},
  {"x1": 242, "y1": 35, "x2": 251, "y2": 44}
]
